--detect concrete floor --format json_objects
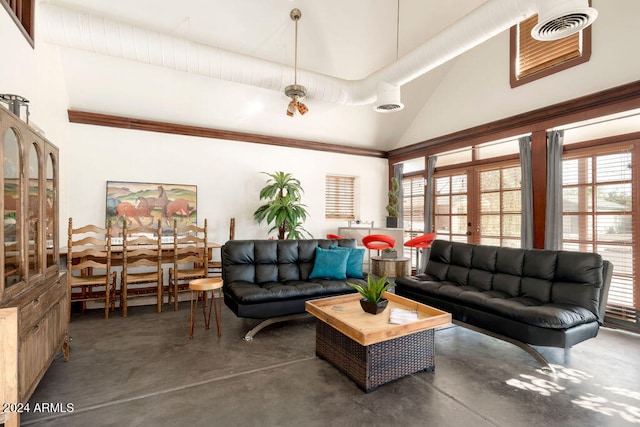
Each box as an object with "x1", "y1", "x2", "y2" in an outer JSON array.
[{"x1": 21, "y1": 300, "x2": 640, "y2": 427}]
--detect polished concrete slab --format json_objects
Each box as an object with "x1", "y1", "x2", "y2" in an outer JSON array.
[{"x1": 21, "y1": 301, "x2": 640, "y2": 427}]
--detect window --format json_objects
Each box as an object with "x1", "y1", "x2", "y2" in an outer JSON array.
[
  {"x1": 510, "y1": 11, "x2": 591, "y2": 88},
  {"x1": 1, "y1": 0, "x2": 34, "y2": 46},
  {"x1": 402, "y1": 175, "x2": 425, "y2": 268},
  {"x1": 325, "y1": 175, "x2": 355, "y2": 219},
  {"x1": 562, "y1": 144, "x2": 639, "y2": 329}
]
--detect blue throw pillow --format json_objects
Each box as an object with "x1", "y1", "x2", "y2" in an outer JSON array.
[
  {"x1": 309, "y1": 247, "x2": 349, "y2": 280},
  {"x1": 330, "y1": 245, "x2": 365, "y2": 279}
]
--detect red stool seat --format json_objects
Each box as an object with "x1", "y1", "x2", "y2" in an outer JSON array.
[
  {"x1": 362, "y1": 234, "x2": 396, "y2": 251},
  {"x1": 404, "y1": 233, "x2": 437, "y2": 249},
  {"x1": 404, "y1": 233, "x2": 436, "y2": 272},
  {"x1": 326, "y1": 233, "x2": 343, "y2": 239}
]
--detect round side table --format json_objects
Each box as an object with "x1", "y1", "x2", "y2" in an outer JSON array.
[
  {"x1": 371, "y1": 256, "x2": 410, "y2": 279},
  {"x1": 189, "y1": 277, "x2": 223, "y2": 339}
]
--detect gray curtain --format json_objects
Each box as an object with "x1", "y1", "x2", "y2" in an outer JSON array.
[
  {"x1": 419, "y1": 156, "x2": 437, "y2": 273},
  {"x1": 519, "y1": 136, "x2": 533, "y2": 249},
  {"x1": 393, "y1": 163, "x2": 404, "y2": 228},
  {"x1": 545, "y1": 130, "x2": 564, "y2": 250}
]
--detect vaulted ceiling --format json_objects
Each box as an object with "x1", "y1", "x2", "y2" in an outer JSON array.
[{"x1": 40, "y1": 0, "x2": 496, "y2": 151}]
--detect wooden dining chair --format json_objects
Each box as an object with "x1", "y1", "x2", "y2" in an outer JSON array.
[
  {"x1": 120, "y1": 219, "x2": 163, "y2": 317},
  {"x1": 66, "y1": 218, "x2": 117, "y2": 319},
  {"x1": 208, "y1": 217, "x2": 234, "y2": 277},
  {"x1": 167, "y1": 218, "x2": 208, "y2": 311}
]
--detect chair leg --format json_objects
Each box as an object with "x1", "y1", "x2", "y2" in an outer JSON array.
[
  {"x1": 105, "y1": 281, "x2": 110, "y2": 320},
  {"x1": 157, "y1": 281, "x2": 162, "y2": 313},
  {"x1": 189, "y1": 290, "x2": 197, "y2": 339},
  {"x1": 174, "y1": 281, "x2": 179, "y2": 311},
  {"x1": 121, "y1": 282, "x2": 127, "y2": 318},
  {"x1": 212, "y1": 288, "x2": 222, "y2": 337}
]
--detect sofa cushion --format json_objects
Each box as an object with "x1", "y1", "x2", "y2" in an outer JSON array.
[
  {"x1": 225, "y1": 279, "x2": 357, "y2": 304},
  {"x1": 483, "y1": 297, "x2": 598, "y2": 329},
  {"x1": 330, "y1": 245, "x2": 365, "y2": 278},
  {"x1": 309, "y1": 247, "x2": 349, "y2": 280}
]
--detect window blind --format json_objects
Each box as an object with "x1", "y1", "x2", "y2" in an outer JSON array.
[
  {"x1": 325, "y1": 175, "x2": 355, "y2": 219},
  {"x1": 517, "y1": 14, "x2": 581, "y2": 79},
  {"x1": 1, "y1": 0, "x2": 34, "y2": 44}
]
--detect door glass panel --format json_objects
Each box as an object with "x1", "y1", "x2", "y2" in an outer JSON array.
[
  {"x1": 477, "y1": 165, "x2": 521, "y2": 246},
  {"x1": 434, "y1": 175, "x2": 469, "y2": 242},
  {"x1": 46, "y1": 153, "x2": 56, "y2": 268},
  {"x1": 4, "y1": 128, "x2": 22, "y2": 287},
  {"x1": 481, "y1": 193, "x2": 500, "y2": 213},
  {"x1": 28, "y1": 142, "x2": 40, "y2": 276}
]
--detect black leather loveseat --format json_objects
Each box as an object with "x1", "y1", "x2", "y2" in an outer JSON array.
[
  {"x1": 395, "y1": 240, "x2": 612, "y2": 368},
  {"x1": 222, "y1": 238, "x2": 366, "y2": 340}
]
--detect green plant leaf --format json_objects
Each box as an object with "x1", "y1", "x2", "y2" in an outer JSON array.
[{"x1": 254, "y1": 171, "x2": 313, "y2": 239}]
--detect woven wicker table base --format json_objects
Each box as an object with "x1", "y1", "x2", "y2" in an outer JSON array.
[{"x1": 315, "y1": 319, "x2": 435, "y2": 392}]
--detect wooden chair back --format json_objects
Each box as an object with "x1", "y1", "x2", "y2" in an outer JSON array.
[
  {"x1": 121, "y1": 219, "x2": 163, "y2": 316},
  {"x1": 167, "y1": 218, "x2": 207, "y2": 310},
  {"x1": 66, "y1": 218, "x2": 117, "y2": 319},
  {"x1": 208, "y1": 217, "x2": 234, "y2": 277}
]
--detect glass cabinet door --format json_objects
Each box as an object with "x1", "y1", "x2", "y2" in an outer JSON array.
[
  {"x1": 4, "y1": 128, "x2": 22, "y2": 287},
  {"x1": 28, "y1": 142, "x2": 41, "y2": 277},
  {"x1": 46, "y1": 152, "x2": 56, "y2": 269}
]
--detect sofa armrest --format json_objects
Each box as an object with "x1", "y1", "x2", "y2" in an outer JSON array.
[{"x1": 597, "y1": 260, "x2": 613, "y2": 325}]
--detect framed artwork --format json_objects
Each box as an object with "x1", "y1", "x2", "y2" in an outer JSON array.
[{"x1": 105, "y1": 181, "x2": 197, "y2": 234}]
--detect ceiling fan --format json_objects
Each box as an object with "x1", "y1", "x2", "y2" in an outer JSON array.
[{"x1": 284, "y1": 8, "x2": 308, "y2": 117}]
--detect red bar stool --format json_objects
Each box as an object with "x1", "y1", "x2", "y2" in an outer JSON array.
[
  {"x1": 362, "y1": 234, "x2": 396, "y2": 271},
  {"x1": 404, "y1": 233, "x2": 437, "y2": 272},
  {"x1": 326, "y1": 234, "x2": 344, "y2": 239}
]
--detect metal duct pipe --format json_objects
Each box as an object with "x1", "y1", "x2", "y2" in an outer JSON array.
[{"x1": 39, "y1": 0, "x2": 596, "y2": 107}]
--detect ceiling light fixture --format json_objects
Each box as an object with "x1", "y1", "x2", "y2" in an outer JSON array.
[{"x1": 284, "y1": 8, "x2": 308, "y2": 117}]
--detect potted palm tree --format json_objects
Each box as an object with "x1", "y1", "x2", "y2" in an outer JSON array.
[
  {"x1": 253, "y1": 171, "x2": 312, "y2": 239},
  {"x1": 347, "y1": 275, "x2": 391, "y2": 314}
]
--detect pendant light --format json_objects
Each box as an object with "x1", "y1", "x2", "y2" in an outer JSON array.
[{"x1": 284, "y1": 8, "x2": 308, "y2": 117}]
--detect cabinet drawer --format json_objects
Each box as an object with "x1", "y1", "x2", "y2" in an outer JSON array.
[
  {"x1": 18, "y1": 277, "x2": 66, "y2": 336},
  {"x1": 18, "y1": 302, "x2": 61, "y2": 400}
]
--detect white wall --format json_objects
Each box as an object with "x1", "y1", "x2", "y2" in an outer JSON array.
[
  {"x1": 397, "y1": 0, "x2": 640, "y2": 148},
  {"x1": 1, "y1": 2, "x2": 388, "y2": 247},
  {"x1": 67, "y1": 124, "x2": 388, "y2": 243},
  {"x1": 1, "y1": 1, "x2": 71, "y2": 248}
]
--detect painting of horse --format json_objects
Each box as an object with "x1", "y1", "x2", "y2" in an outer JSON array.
[{"x1": 105, "y1": 181, "x2": 197, "y2": 234}]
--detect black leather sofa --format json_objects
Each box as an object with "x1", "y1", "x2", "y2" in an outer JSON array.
[
  {"x1": 395, "y1": 240, "x2": 612, "y2": 368},
  {"x1": 222, "y1": 239, "x2": 366, "y2": 340}
]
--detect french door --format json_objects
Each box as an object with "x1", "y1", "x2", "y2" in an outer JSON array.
[{"x1": 433, "y1": 161, "x2": 522, "y2": 245}]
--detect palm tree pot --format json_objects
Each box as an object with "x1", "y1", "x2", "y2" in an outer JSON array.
[{"x1": 360, "y1": 298, "x2": 389, "y2": 315}]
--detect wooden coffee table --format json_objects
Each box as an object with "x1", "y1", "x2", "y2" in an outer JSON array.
[{"x1": 305, "y1": 292, "x2": 451, "y2": 392}]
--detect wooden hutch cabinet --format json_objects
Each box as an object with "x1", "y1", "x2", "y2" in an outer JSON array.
[{"x1": 0, "y1": 103, "x2": 68, "y2": 427}]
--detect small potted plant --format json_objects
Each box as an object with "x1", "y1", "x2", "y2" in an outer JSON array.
[
  {"x1": 347, "y1": 275, "x2": 391, "y2": 314},
  {"x1": 382, "y1": 247, "x2": 398, "y2": 259}
]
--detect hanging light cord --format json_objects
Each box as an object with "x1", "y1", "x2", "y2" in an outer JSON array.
[
  {"x1": 294, "y1": 16, "x2": 299, "y2": 85},
  {"x1": 396, "y1": 0, "x2": 400, "y2": 60}
]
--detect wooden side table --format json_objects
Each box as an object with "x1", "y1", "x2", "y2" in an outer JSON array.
[
  {"x1": 189, "y1": 277, "x2": 223, "y2": 339},
  {"x1": 371, "y1": 256, "x2": 410, "y2": 278}
]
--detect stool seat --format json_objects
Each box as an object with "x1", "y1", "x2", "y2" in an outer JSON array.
[
  {"x1": 189, "y1": 277, "x2": 223, "y2": 292},
  {"x1": 189, "y1": 277, "x2": 223, "y2": 339},
  {"x1": 403, "y1": 233, "x2": 436, "y2": 272}
]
